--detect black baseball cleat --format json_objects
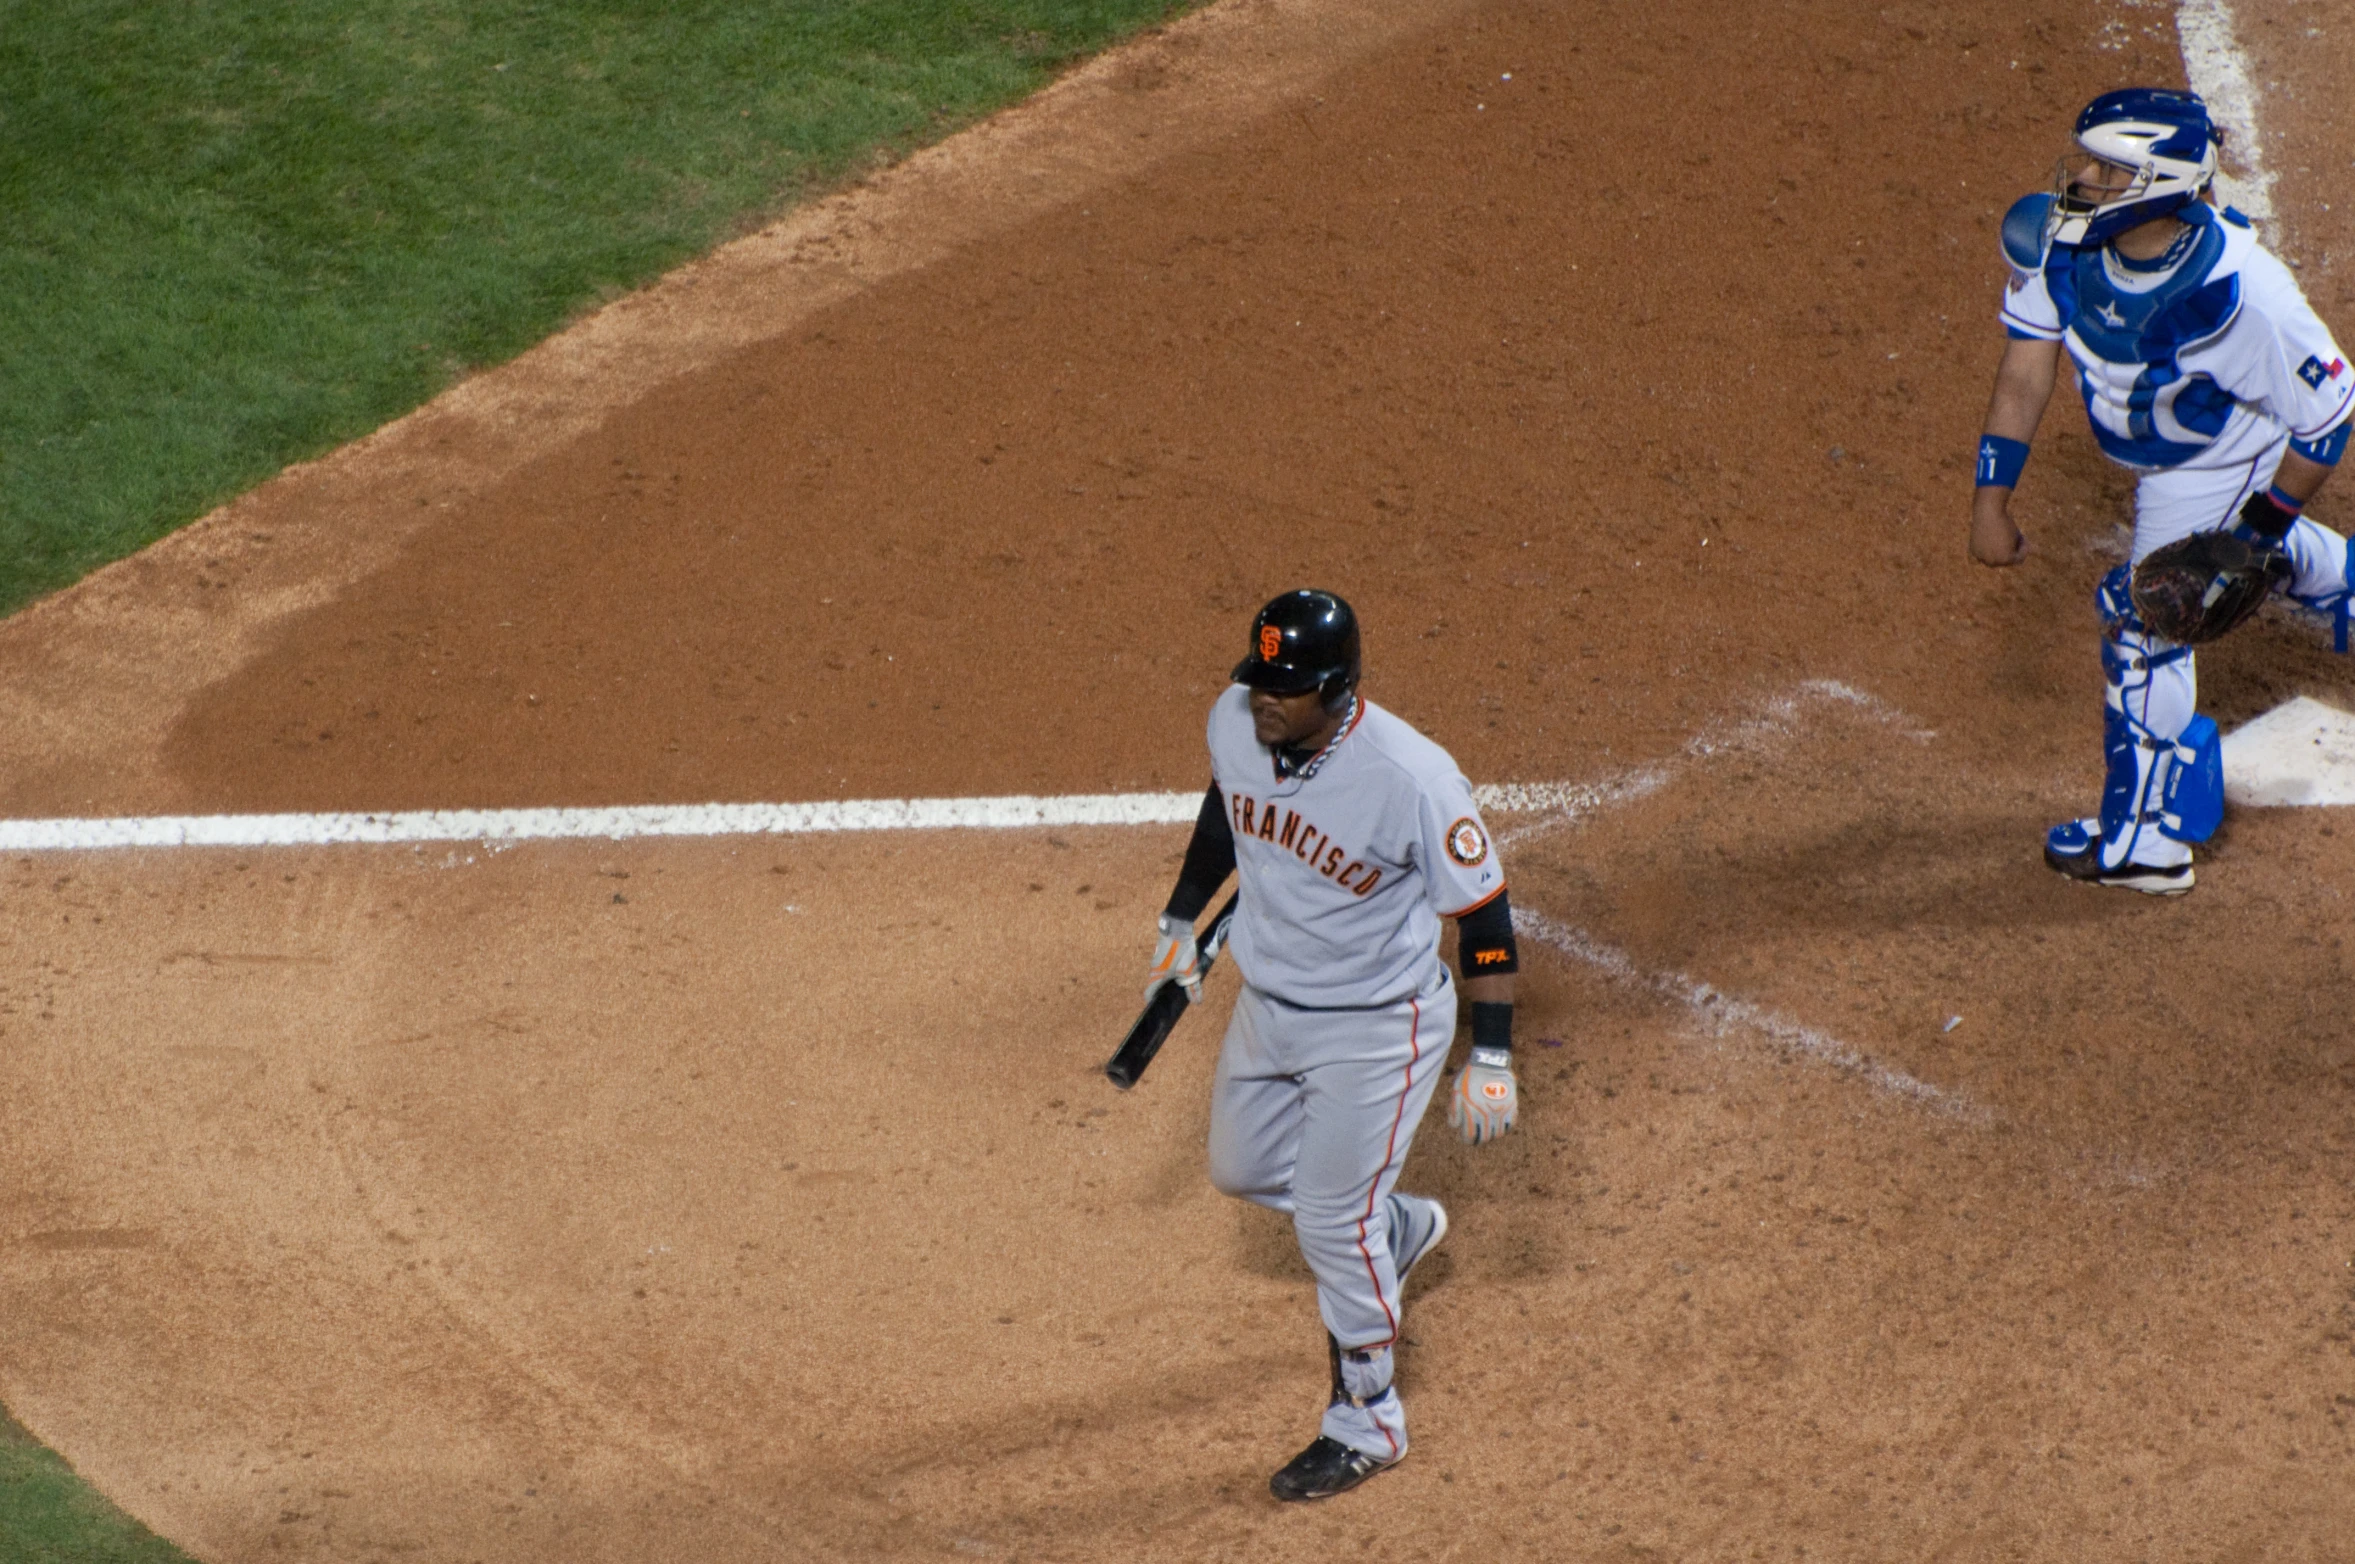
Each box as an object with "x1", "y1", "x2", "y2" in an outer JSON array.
[
  {"x1": 1269, "y1": 1436, "x2": 1399, "y2": 1502},
  {"x1": 2043, "y1": 823, "x2": 2194, "y2": 895}
]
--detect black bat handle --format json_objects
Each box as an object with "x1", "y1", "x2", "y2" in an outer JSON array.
[{"x1": 1103, "y1": 892, "x2": 1239, "y2": 1089}]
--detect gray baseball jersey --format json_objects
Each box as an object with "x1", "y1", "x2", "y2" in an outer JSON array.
[{"x1": 1205, "y1": 686, "x2": 1502, "y2": 1009}]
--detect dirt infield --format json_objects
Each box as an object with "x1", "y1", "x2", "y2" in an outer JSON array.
[{"x1": 5, "y1": 0, "x2": 2355, "y2": 1560}]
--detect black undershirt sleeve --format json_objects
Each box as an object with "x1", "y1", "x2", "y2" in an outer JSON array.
[{"x1": 1164, "y1": 782, "x2": 1236, "y2": 921}]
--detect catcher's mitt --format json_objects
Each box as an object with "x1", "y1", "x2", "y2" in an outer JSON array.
[{"x1": 2128, "y1": 531, "x2": 2292, "y2": 644}]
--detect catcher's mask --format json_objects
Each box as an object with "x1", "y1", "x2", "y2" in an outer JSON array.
[
  {"x1": 1234, "y1": 589, "x2": 1361, "y2": 713},
  {"x1": 2047, "y1": 88, "x2": 2220, "y2": 247}
]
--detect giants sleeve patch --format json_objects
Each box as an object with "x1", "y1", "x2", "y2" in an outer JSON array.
[{"x1": 1444, "y1": 817, "x2": 1489, "y2": 867}]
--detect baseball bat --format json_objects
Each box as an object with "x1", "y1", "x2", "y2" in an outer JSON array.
[{"x1": 1104, "y1": 892, "x2": 1239, "y2": 1090}]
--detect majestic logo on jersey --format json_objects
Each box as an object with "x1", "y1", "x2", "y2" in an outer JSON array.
[
  {"x1": 1259, "y1": 625, "x2": 1283, "y2": 660},
  {"x1": 1229, "y1": 792, "x2": 1383, "y2": 896},
  {"x1": 1444, "y1": 817, "x2": 1489, "y2": 867},
  {"x1": 2299, "y1": 354, "x2": 2347, "y2": 389}
]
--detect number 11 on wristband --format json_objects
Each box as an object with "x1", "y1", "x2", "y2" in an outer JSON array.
[{"x1": 1977, "y1": 434, "x2": 2029, "y2": 489}]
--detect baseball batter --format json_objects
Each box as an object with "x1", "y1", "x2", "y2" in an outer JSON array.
[
  {"x1": 1144, "y1": 588, "x2": 1520, "y2": 1501},
  {"x1": 1972, "y1": 88, "x2": 2354, "y2": 892}
]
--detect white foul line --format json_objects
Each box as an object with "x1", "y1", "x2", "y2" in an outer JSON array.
[
  {"x1": 0, "y1": 793, "x2": 1204, "y2": 851},
  {"x1": 4, "y1": 683, "x2": 1978, "y2": 1117},
  {"x1": 0, "y1": 780, "x2": 1604, "y2": 853},
  {"x1": 0, "y1": 678, "x2": 1930, "y2": 853},
  {"x1": 2177, "y1": 0, "x2": 2275, "y2": 227},
  {"x1": 1513, "y1": 907, "x2": 1987, "y2": 1121}
]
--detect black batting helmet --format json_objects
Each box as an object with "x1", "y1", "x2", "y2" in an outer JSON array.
[{"x1": 1232, "y1": 589, "x2": 1361, "y2": 711}]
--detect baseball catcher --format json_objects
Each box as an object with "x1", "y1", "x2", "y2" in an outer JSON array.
[
  {"x1": 1971, "y1": 88, "x2": 2355, "y2": 893},
  {"x1": 1143, "y1": 589, "x2": 1519, "y2": 1500}
]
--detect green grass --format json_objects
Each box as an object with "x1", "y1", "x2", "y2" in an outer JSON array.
[
  {"x1": 0, "y1": 0, "x2": 1198, "y2": 614},
  {"x1": 0, "y1": 1405, "x2": 191, "y2": 1563}
]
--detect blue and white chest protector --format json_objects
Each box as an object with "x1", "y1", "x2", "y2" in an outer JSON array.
[{"x1": 2003, "y1": 201, "x2": 2355, "y2": 479}]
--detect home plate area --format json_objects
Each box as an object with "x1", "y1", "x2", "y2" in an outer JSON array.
[{"x1": 2224, "y1": 695, "x2": 2355, "y2": 807}]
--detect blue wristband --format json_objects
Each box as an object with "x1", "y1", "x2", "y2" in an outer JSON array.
[
  {"x1": 2289, "y1": 420, "x2": 2351, "y2": 467},
  {"x1": 1976, "y1": 434, "x2": 2030, "y2": 489}
]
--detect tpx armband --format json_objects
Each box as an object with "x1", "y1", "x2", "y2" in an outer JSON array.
[{"x1": 1456, "y1": 890, "x2": 1518, "y2": 979}]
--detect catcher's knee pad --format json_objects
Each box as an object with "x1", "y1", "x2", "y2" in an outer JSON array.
[{"x1": 2098, "y1": 573, "x2": 2191, "y2": 717}]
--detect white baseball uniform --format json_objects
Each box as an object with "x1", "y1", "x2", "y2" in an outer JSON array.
[
  {"x1": 2002, "y1": 200, "x2": 2355, "y2": 561},
  {"x1": 2002, "y1": 199, "x2": 2355, "y2": 873},
  {"x1": 1198, "y1": 686, "x2": 1501, "y2": 1460}
]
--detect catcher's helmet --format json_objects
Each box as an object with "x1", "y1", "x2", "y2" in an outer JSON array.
[
  {"x1": 1233, "y1": 589, "x2": 1361, "y2": 711},
  {"x1": 2048, "y1": 88, "x2": 2219, "y2": 247}
]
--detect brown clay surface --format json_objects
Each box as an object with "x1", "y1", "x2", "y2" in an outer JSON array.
[{"x1": 5, "y1": 0, "x2": 2355, "y2": 1560}]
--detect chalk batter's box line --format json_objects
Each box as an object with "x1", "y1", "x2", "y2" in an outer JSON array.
[{"x1": 0, "y1": 783, "x2": 1619, "y2": 853}]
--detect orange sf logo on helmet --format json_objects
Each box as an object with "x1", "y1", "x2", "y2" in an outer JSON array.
[{"x1": 1259, "y1": 625, "x2": 1283, "y2": 660}]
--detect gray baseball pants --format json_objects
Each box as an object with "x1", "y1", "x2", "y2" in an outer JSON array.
[{"x1": 1205, "y1": 968, "x2": 1453, "y2": 1350}]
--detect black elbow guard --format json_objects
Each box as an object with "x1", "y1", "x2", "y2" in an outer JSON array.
[{"x1": 1455, "y1": 889, "x2": 1518, "y2": 978}]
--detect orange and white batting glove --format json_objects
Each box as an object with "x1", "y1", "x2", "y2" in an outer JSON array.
[
  {"x1": 1447, "y1": 1047, "x2": 1518, "y2": 1144},
  {"x1": 1144, "y1": 913, "x2": 1203, "y2": 1004}
]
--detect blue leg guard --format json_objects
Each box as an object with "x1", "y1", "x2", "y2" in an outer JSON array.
[
  {"x1": 2160, "y1": 714, "x2": 2223, "y2": 842},
  {"x1": 2076, "y1": 567, "x2": 2199, "y2": 869}
]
